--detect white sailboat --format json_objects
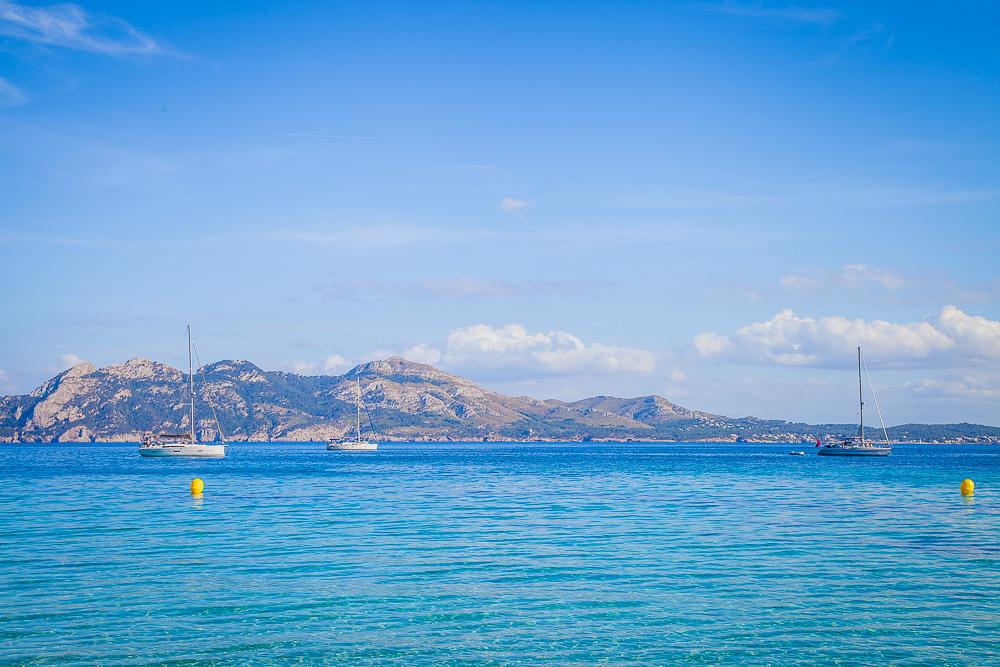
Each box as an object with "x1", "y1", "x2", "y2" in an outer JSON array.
[
  {"x1": 817, "y1": 346, "x2": 891, "y2": 457},
  {"x1": 327, "y1": 378, "x2": 379, "y2": 451},
  {"x1": 139, "y1": 325, "x2": 226, "y2": 458}
]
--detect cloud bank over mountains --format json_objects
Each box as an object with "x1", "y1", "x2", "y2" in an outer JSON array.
[
  {"x1": 286, "y1": 324, "x2": 658, "y2": 383},
  {"x1": 396, "y1": 324, "x2": 657, "y2": 378},
  {"x1": 443, "y1": 324, "x2": 657, "y2": 375},
  {"x1": 694, "y1": 306, "x2": 1000, "y2": 368}
]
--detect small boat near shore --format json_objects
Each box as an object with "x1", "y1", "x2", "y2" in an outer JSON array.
[
  {"x1": 327, "y1": 378, "x2": 379, "y2": 451},
  {"x1": 139, "y1": 325, "x2": 226, "y2": 458},
  {"x1": 817, "y1": 347, "x2": 891, "y2": 457}
]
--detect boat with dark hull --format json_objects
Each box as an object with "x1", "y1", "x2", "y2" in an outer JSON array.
[{"x1": 818, "y1": 347, "x2": 891, "y2": 457}]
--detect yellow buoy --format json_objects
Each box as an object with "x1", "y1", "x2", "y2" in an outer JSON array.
[
  {"x1": 190, "y1": 478, "x2": 205, "y2": 495},
  {"x1": 960, "y1": 479, "x2": 974, "y2": 496}
]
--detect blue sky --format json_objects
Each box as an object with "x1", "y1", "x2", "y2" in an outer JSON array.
[{"x1": 1, "y1": 0, "x2": 999, "y2": 424}]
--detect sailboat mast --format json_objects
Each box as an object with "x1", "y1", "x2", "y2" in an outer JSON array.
[
  {"x1": 356, "y1": 378, "x2": 362, "y2": 444},
  {"x1": 188, "y1": 324, "x2": 196, "y2": 443},
  {"x1": 858, "y1": 346, "x2": 864, "y2": 444}
]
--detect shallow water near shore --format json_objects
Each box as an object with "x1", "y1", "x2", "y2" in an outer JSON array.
[{"x1": 1, "y1": 442, "x2": 998, "y2": 665}]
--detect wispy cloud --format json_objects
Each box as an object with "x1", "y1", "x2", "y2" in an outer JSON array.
[
  {"x1": 45, "y1": 353, "x2": 87, "y2": 374},
  {"x1": 501, "y1": 196, "x2": 531, "y2": 214},
  {"x1": 619, "y1": 190, "x2": 781, "y2": 210},
  {"x1": 906, "y1": 373, "x2": 1000, "y2": 401},
  {"x1": 430, "y1": 161, "x2": 506, "y2": 174},
  {"x1": 887, "y1": 138, "x2": 973, "y2": 153},
  {"x1": 781, "y1": 264, "x2": 906, "y2": 292},
  {"x1": 0, "y1": 0, "x2": 178, "y2": 57},
  {"x1": 265, "y1": 225, "x2": 491, "y2": 246},
  {"x1": 320, "y1": 278, "x2": 590, "y2": 301},
  {"x1": 59, "y1": 353, "x2": 85, "y2": 368},
  {"x1": 276, "y1": 353, "x2": 351, "y2": 376},
  {"x1": 698, "y1": 1, "x2": 840, "y2": 26},
  {"x1": 843, "y1": 23, "x2": 888, "y2": 49},
  {"x1": 398, "y1": 343, "x2": 442, "y2": 365},
  {"x1": 0, "y1": 75, "x2": 27, "y2": 106},
  {"x1": 757, "y1": 265, "x2": 1000, "y2": 308},
  {"x1": 323, "y1": 354, "x2": 350, "y2": 373},
  {"x1": 798, "y1": 21, "x2": 894, "y2": 68},
  {"x1": 0, "y1": 231, "x2": 117, "y2": 248},
  {"x1": 288, "y1": 360, "x2": 318, "y2": 375},
  {"x1": 620, "y1": 183, "x2": 996, "y2": 211},
  {"x1": 0, "y1": 120, "x2": 314, "y2": 194},
  {"x1": 780, "y1": 274, "x2": 818, "y2": 291},
  {"x1": 273, "y1": 132, "x2": 388, "y2": 142}
]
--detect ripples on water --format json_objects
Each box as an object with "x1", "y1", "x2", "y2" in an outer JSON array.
[{"x1": 1, "y1": 443, "x2": 997, "y2": 665}]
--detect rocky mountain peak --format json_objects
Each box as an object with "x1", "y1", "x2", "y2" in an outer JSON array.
[
  {"x1": 28, "y1": 361, "x2": 96, "y2": 399},
  {"x1": 203, "y1": 359, "x2": 269, "y2": 384},
  {"x1": 64, "y1": 361, "x2": 97, "y2": 378},
  {"x1": 348, "y1": 357, "x2": 462, "y2": 383},
  {"x1": 100, "y1": 358, "x2": 175, "y2": 381}
]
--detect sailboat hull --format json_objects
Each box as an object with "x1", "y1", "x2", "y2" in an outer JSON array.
[
  {"x1": 326, "y1": 441, "x2": 378, "y2": 451},
  {"x1": 817, "y1": 446, "x2": 890, "y2": 457},
  {"x1": 139, "y1": 444, "x2": 226, "y2": 457}
]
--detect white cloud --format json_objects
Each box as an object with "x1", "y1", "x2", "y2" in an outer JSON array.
[
  {"x1": 500, "y1": 196, "x2": 531, "y2": 214},
  {"x1": 60, "y1": 353, "x2": 85, "y2": 368},
  {"x1": 46, "y1": 353, "x2": 87, "y2": 374},
  {"x1": 0, "y1": 76, "x2": 26, "y2": 106},
  {"x1": 938, "y1": 305, "x2": 1000, "y2": 358},
  {"x1": 400, "y1": 343, "x2": 443, "y2": 365},
  {"x1": 278, "y1": 354, "x2": 352, "y2": 376},
  {"x1": 781, "y1": 264, "x2": 905, "y2": 293},
  {"x1": 322, "y1": 354, "x2": 350, "y2": 373},
  {"x1": 693, "y1": 332, "x2": 732, "y2": 358},
  {"x1": 289, "y1": 360, "x2": 317, "y2": 375},
  {"x1": 0, "y1": 1, "x2": 171, "y2": 56},
  {"x1": 739, "y1": 287, "x2": 766, "y2": 303},
  {"x1": 668, "y1": 369, "x2": 688, "y2": 382},
  {"x1": 443, "y1": 323, "x2": 656, "y2": 375},
  {"x1": 694, "y1": 306, "x2": 1000, "y2": 368}
]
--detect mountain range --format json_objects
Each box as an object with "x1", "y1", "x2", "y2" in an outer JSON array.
[{"x1": 2, "y1": 357, "x2": 998, "y2": 443}]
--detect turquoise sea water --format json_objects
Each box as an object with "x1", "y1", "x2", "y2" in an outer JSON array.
[{"x1": 1, "y1": 442, "x2": 998, "y2": 665}]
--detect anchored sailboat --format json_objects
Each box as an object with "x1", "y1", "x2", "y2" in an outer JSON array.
[
  {"x1": 327, "y1": 378, "x2": 379, "y2": 451},
  {"x1": 139, "y1": 325, "x2": 226, "y2": 458},
  {"x1": 817, "y1": 346, "x2": 891, "y2": 457}
]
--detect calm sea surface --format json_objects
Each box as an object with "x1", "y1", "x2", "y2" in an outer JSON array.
[{"x1": 1, "y1": 442, "x2": 998, "y2": 665}]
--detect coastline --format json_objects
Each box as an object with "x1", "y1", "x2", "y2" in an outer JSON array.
[{"x1": 4, "y1": 437, "x2": 999, "y2": 445}]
